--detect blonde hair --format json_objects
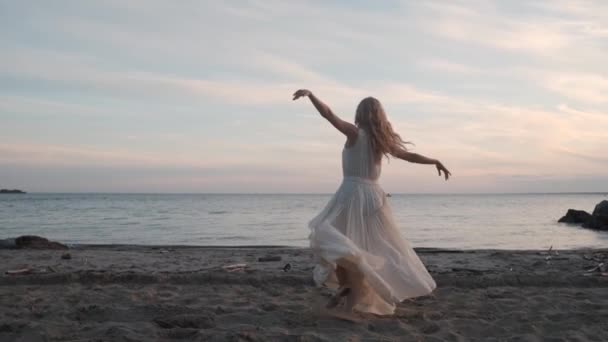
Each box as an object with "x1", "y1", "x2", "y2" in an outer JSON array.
[{"x1": 355, "y1": 97, "x2": 410, "y2": 161}]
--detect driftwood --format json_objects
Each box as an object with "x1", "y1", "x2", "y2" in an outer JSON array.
[
  {"x1": 258, "y1": 256, "x2": 282, "y2": 262},
  {"x1": 221, "y1": 263, "x2": 248, "y2": 273},
  {"x1": 5, "y1": 268, "x2": 32, "y2": 275},
  {"x1": 451, "y1": 268, "x2": 488, "y2": 274}
]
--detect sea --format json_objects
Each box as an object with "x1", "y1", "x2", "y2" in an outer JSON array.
[{"x1": 1, "y1": 193, "x2": 607, "y2": 250}]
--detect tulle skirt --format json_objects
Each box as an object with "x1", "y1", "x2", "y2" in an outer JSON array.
[{"x1": 309, "y1": 176, "x2": 436, "y2": 315}]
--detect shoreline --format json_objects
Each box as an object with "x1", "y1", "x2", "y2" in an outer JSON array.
[
  {"x1": 6, "y1": 239, "x2": 606, "y2": 252},
  {"x1": 1, "y1": 246, "x2": 607, "y2": 341},
  {"x1": 70, "y1": 243, "x2": 606, "y2": 252}
]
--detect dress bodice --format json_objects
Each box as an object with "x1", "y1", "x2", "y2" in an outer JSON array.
[{"x1": 342, "y1": 129, "x2": 381, "y2": 180}]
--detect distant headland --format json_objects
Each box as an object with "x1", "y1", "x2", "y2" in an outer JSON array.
[{"x1": 0, "y1": 189, "x2": 26, "y2": 194}]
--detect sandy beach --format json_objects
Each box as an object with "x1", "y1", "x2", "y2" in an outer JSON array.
[{"x1": 1, "y1": 245, "x2": 607, "y2": 341}]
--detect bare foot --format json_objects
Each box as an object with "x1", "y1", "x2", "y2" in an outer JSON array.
[
  {"x1": 323, "y1": 307, "x2": 362, "y2": 323},
  {"x1": 325, "y1": 287, "x2": 351, "y2": 309}
]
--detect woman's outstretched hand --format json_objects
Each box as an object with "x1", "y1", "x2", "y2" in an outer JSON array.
[
  {"x1": 435, "y1": 161, "x2": 451, "y2": 181},
  {"x1": 292, "y1": 89, "x2": 312, "y2": 100}
]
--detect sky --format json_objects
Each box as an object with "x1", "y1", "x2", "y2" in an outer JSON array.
[{"x1": 0, "y1": 0, "x2": 607, "y2": 193}]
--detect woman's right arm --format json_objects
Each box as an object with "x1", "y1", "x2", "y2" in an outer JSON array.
[{"x1": 293, "y1": 89, "x2": 358, "y2": 140}]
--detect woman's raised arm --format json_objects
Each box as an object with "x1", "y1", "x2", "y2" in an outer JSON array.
[{"x1": 293, "y1": 89, "x2": 358, "y2": 141}]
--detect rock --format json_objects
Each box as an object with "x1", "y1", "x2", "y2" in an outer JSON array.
[
  {"x1": 593, "y1": 200, "x2": 608, "y2": 216},
  {"x1": 559, "y1": 200, "x2": 608, "y2": 231},
  {"x1": 14, "y1": 236, "x2": 68, "y2": 250},
  {"x1": 558, "y1": 209, "x2": 592, "y2": 224},
  {"x1": 61, "y1": 252, "x2": 72, "y2": 260},
  {"x1": 0, "y1": 238, "x2": 17, "y2": 249},
  {"x1": 0, "y1": 189, "x2": 26, "y2": 194},
  {"x1": 583, "y1": 215, "x2": 608, "y2": 231}
]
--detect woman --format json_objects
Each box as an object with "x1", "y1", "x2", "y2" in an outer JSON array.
[{"x1": 293, "y1": 89, "x2": 451, "y2": 316}]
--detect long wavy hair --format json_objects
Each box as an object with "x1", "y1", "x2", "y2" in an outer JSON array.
[{"x1": 355, "y1": 97, "x2": 410, "y2": 162}]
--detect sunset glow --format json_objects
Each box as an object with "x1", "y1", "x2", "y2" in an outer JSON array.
[{"x1": 1, "y1": 1, "x2": 607, "y2": 193}]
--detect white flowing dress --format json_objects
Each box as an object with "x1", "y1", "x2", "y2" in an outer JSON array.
[{"x1": 309, "y1": 128, "x2": 436, "y2": 315}]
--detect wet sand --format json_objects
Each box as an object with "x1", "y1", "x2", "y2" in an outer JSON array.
[{"x1": 1, "y1": 246, "x2": 607, "y2": 341}]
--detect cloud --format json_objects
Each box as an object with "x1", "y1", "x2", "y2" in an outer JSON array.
[
  {"x1": 0, "y1": 45, "x2": 457, "y2": 108},
  {"x1": 554, "y1": 147, "x2": 608, "y2": 164},
  {"x1": 419, "y1": 0, "x2": 607, "y2": 58},
  {"x1": 0, "y1": 95, "x2": 110, "y2": 118},
  {"x1": 418, "y1": 58, "x2": 482, "y2": 74},
  {"x1": 544, "y1": 73, "x2": 608, "y2": 104}
]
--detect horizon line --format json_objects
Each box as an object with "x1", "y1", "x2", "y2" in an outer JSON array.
[{"x1": 8, "y1": 191, "x2": 608, "y2": 196}]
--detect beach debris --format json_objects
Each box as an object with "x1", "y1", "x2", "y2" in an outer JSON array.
[
  {"x1": 258, "y1": 255, "x2": 282, "y2": 262},
  {"x1": 222, "y1": 263, "x2": 248, "y2": 272},
  {"x1": 5, "y1": 267, "x2": 32, "y2": 276},
  {"x1": 159, "y1": 249, "x2": 170, "y2": 254},
  {"x1": 539, "y1": 246, "x2": 560, "y2": 263},
  {"x1": 585, "y1": 263, "x2": 606, "y2": 273},
  {"x1": 583, "y1": 252, "x2": 607, "y2": 262},
  {"x1": 583, "y1": 262, "x2": 607, "y2": 276},
  {"x1": 61, "y1": 252, "x2": 72, "y2": 260},
  {"x1": 539, "y1": 246, "x2": 559, "y2": 256},
  {"x1": 283, "y1": 263, "x2": 292, "y2": 272}
]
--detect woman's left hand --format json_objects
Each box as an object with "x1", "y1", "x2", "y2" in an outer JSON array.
[
  {"x1": 292, "y1": 89, "x2": 312, "y2": 100},
  {"x1": 436, "y1": 161, "x2": 451, "y2": 181}
]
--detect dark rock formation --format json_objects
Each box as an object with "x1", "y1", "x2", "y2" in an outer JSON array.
[
  {"x1": 0, "y1": 189, "x2": 26, "y2": 194},
  {"x1": 558, "y1": 209, "x2": 592, "y2": 224},
  {"x1": 14, "y1": 236, "x2": 68, "y2": 250},
  {"x1": 559, "y1": 200, "x2": 608, "y2": 231},
  {"x1": 592, "y1": 200, "x2": 608, "y2": 217}
]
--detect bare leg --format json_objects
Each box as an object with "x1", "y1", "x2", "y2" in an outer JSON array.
[
  {"x1": 336, "y1": 265, "x2": 348, "y2": 287},
  {"x1": 326, "y1": 265, "x2": 352, "y2": 308}
]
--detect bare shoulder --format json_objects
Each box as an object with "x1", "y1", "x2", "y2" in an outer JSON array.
[
  {"x1": 344, "y1": 124, "x2": 359, "y2": 148},
  {"x1": 344, "y1": 122, "x2": 359, "y2": 137}
]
